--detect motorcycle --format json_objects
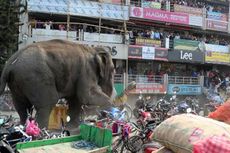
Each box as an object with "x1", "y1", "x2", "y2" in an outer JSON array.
[{"x1": 0, "y1": 115, "x2": 32, "y2": 151}]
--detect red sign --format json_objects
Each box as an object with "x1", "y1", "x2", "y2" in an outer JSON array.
[
  {"x1": 130, "y1": 83, "x2": 166, "y2": 94},
  {"x1": 130, "y1": 6, "x2": 189, "y2": 25},
  {"x1": 206, "y1": 19, "x2": 228, "y2": 32}
]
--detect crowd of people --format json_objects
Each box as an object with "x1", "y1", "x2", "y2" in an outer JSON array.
[
  {"x1": 138, "y1": 0, "x2": 228, "y2": 13},
  {"x1": 129, "y1": 28, "x2": 230, "y2": 46}
]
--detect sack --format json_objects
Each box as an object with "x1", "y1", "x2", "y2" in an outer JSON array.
[
  {"x1": 152, "y1": 114, "x2": 230, "y2": 153},
  {"x1": 48, "y1": 104, "x2": 68, "y2": 130},
  {"x1": 193, "y1": 136, "x2": 230, "y2": 153},
  {"x1": 208, "y1": 99, "x2": 230, "y2": 124}
]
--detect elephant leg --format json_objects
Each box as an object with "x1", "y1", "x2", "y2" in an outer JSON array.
[
  {"x1": 10, "y1": 94, "x2": 32, "y2": 125},
  {"x1": 67, "y1": 97, "x2": 81, "y2": 127},
  {"x1": 26, "y1": 85, "x2": 59, "y2": 128},
  {"x1": 36, "y1": 105, "x2": 54, "y2": 128}
]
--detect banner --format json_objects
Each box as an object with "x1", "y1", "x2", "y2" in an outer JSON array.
[
  {"x1": 205, "y1": 52, "x2": 230, "y2": 64},
  {"x1": 189, "y1": 15, "x2": 203, "y2": 27},
  {"x1": 205, "y1": 44, "x2": 230, "y2": 64},
  {"x1": 142, "y1": 46, "x2": 155, "y2": 59},
  {"x1": 77, "y1": 41, "x2": 128, "y2": 59},
  {"x1": 128, "y1": 45, "x2": 168, "y2": 61},
  {"x1": 128, "y1": 46, "x2": 142, "y2": 59},
  {"x1": 205, "y1": 44, "x2": 229, "y2": 53},
  {"x1": 173, "y1": 39, "x2": 201, "y2": 51},
  {"x1": 155, "y1": 48, "x2": 168, "y2": 61},
  {"x1": 174, "y1": 4, "x2": 202, "y2": 16},
  {"x1": 130, "y1": 83, "x2": 166, "y2": 94},
  {"x1": 135, "y1": 38, "x2": 161, "y2": 47},
  {"x1": 83, "y1": 32, "x2": 123, "y2": 43},
  {"x1": 168, "y1": 50, "x2": 204, "y2": 63},
  {"x1": 206, "y1": 19, "x2": 228, "y2": 32},
  {"x1": 142, "y1": 1, "x2": 161, "y2": 9},
  {"x1": 168, "y1": 84, "x2": 202, "y2": 95},
  {"x1": 130, "y1": 7, "x2": 189, "y2": 25},
  {"x1": 207, "y1": 11, "x2": 228, "y2": 21}
]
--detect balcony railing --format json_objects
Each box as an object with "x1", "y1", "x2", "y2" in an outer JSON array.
[
  {"x1": 168, "y1": 76, "x2": 200, "y2": 85},
  {"x1": 128, "y1": 75, "x2": 165, "y2": 84}
]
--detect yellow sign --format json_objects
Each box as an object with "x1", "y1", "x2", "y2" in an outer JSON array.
[
  {"x1": 136, "y1": 38, "x2": 161, "y2": 47},
  {"x1": 205, "y1": 52, "x2": 230, "y2": 64}
]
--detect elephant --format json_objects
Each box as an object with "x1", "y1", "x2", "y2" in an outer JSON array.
[{"x1": 0, "y1": 39, "x2": 115, "y2": 128}]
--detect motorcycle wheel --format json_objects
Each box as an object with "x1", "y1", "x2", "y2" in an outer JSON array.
[{"x1": 123, "y1": 103, "x2": 133, "y2": 120}]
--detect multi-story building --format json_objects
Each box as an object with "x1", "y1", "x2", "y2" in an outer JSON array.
[{"x1": 19, "y1": 0, "x2": 230, "y2": 98}]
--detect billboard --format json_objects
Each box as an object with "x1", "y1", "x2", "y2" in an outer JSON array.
[
  {"x1": 205, "y1": 44, "x2": 230, "y2": 64},
  {"x1": 130, "y1": 83, "x2": 166, "y2": 94},
  {"x1": 174, "y1": 4, "x2": 203, "y2": 16},
  {"x1": 173, "y1": 39, "x2": 202, "y2": 51},
  {"x1": 130, "y1": 7, "x2": 189, "y2": 25},
  {"x1": 128, "y1": 45, "x2": 168, "y2": 61},
  {"x1": 168, "y1": 50, "x2": 204, "y2": 63},
  {"x1": 206, "y1": 19, "x2": 228, "y2": 32},
  {"x1": 207, "y1": 11, "x2": 228, "y2": 21},
  {"x1": 135, "y1": 38, "x2": 161, "y2": 47}
]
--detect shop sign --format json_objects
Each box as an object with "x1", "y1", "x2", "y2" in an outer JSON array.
[
  {"x1": 128, "y1": 45, "x2": 168, "y2": 61},
  {"x1": 189, "y1": 15, "x2": 203, "y2": 27},
  {"x1": 83, "y1": 32, "x2": 123, "y2": 44},
  {"x1": 135, "y1": 38, "x2": 161, "y2": 47},
  {"x1": 173, "y1": 39, "x2": 201, "y2": 51},
  {"x1": 174, "y1": 4, "x2": 203, "y2": 16},
  {"x1": 130, "y1": 6, "x2": 189, "y2": 25},
  {"x1": 207, "y1": 11, "x2": 228, "y2": 21},
  {"x1": 168, "y1": 84, "x2": 202, "y2": 95},
  {"x1": 168, "y1": 50, "x2": 204, "y2": 63},
  {"x1": 206, "y1": 19, "x2": 228, "y2": 32},
  {"x1": 130, "y1": 83, "x2": 166, "y2": 94},
  {"x1": 142, "y1": 1, "x2": 161, "y2": 9},
  {"x1": 205, "y1": 52, "x2": 230, "y2": 64},
  {"x1": 77, "y1": 41, "x2": 128, "y2": 60},
  {"x1": 28, "y1": 0, "x2": 129, "y2": 20}
]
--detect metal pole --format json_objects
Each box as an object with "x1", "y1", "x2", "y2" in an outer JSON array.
[
  {"x1": 98, "y1": 3, "x2": 102, "y2": 45},
  {"x1": 67, "y1": 0, "x2": 70, "y2": 39}
]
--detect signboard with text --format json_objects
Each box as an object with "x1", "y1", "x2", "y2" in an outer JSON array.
[
  {"x1": 128, "y1": 45, "x2": 168, "y2": 61},
  {"x1": 77, "y1": 41, "x2": 128, "y2": 60},
  {"x1": 174, "y1": 4, "x2": 203, "y2": 16},
  {"x1": 135, "y1": 38, "x2": 161, "y2": 47},
  {"x1": 207, "y1": 11, "x2": 228, "y2": 21},
  {"x1": 130, "y1": 83, "x2": 166, "y2": 94},
  {"x1": 205, "y1": 44, "x2": 230, "y2": 64},
  {"x1": 130, "y1": 6, "x2": 189, "y2": 25},
  {"x1": 168, "y1": 50, "x2": 204, "y2": 63},
  {"x1": 206, "y1": 19, "x2": 228, "y2": 32},
  {"x1": 83, "y1": 32, "x2": 123, "y2": 43},
  {"x1": 168, "y1": 84, "x2": 202, "y2": 95},
  {"x1": 142, "y1": 1, "x2": 161, "y2": 9}
]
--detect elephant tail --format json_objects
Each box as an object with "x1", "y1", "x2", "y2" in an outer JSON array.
[{"x1": 0, "y1": 63, "x2": 9, "y2": 95}]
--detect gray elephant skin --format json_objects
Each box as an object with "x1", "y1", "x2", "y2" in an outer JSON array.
[{"x1": 0, "y1": 39, "x2": 115, "y2": 128}]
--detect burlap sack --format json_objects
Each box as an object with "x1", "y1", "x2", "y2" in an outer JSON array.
[{"x1": 152, "y1": 114, "x2": 230, "y2": 153}]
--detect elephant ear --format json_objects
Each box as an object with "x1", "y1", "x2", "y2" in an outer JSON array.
[{"x1": 94, "y1": 47, "x2": 114, "y2": 80}]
